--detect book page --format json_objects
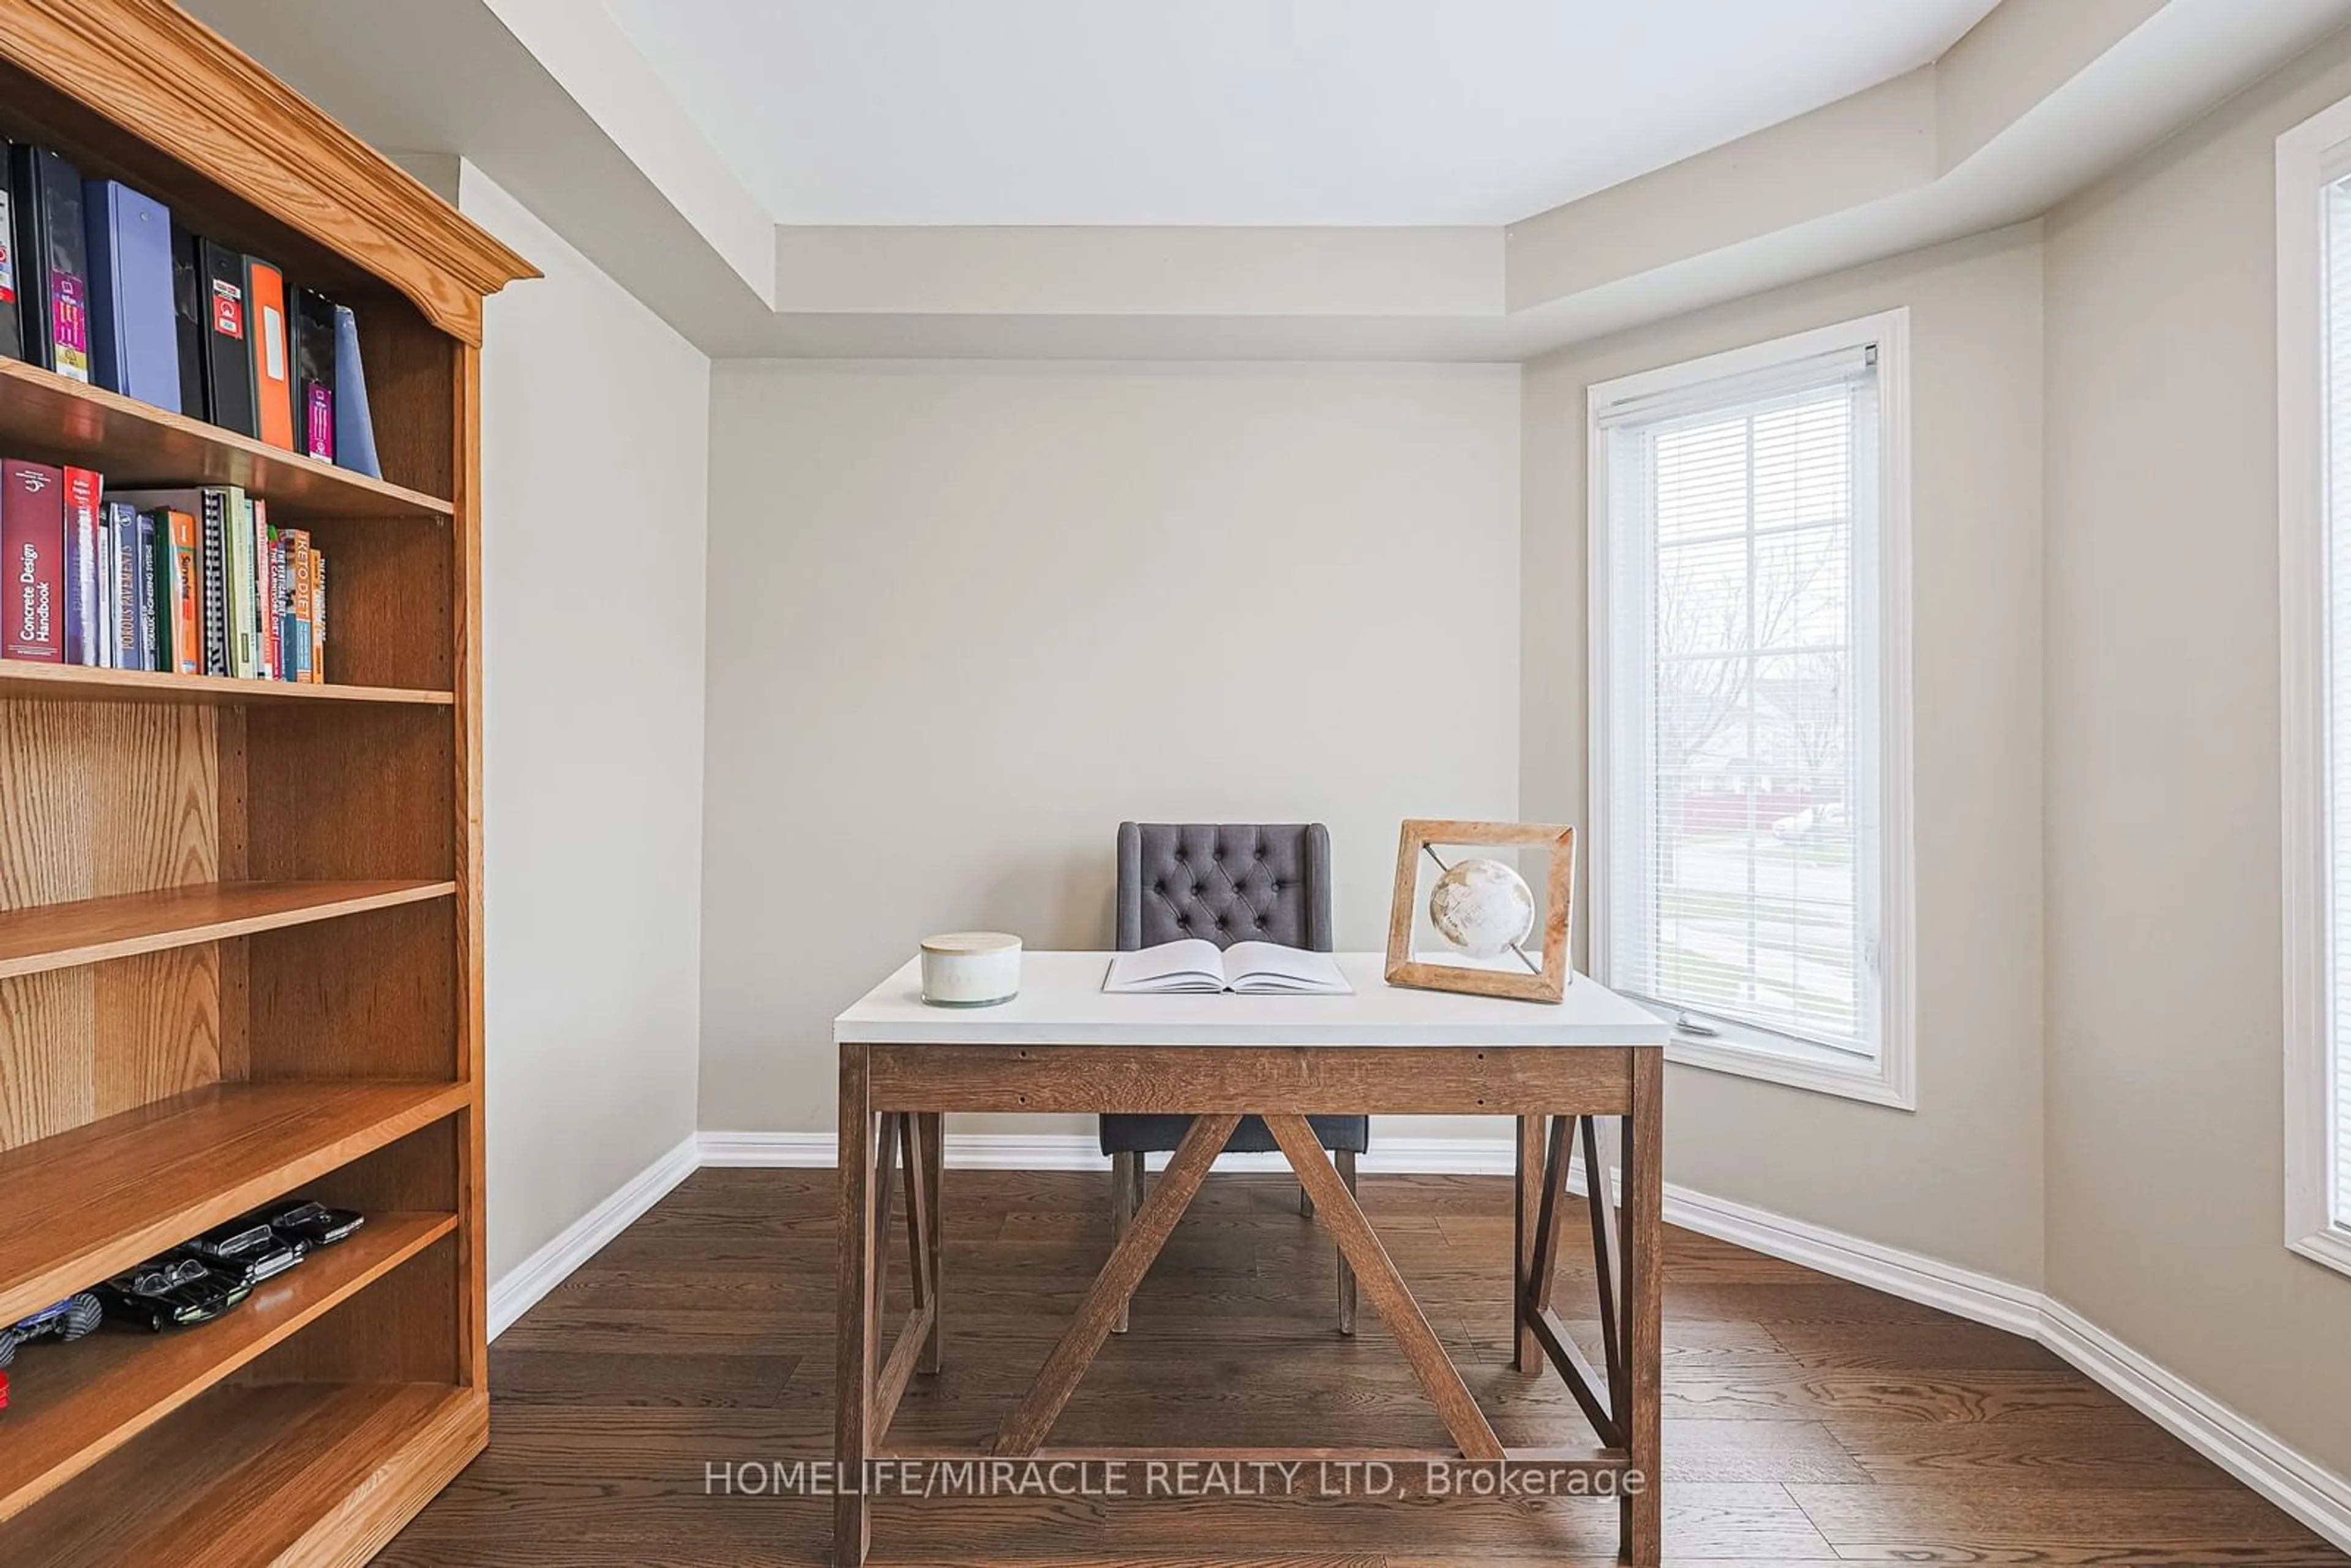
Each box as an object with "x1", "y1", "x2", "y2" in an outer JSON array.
[
  {"x1": 1220, "y1": 942, "x2": 1353, "y2": 995},
  {"x1": 1103, "y1": 939, "x2": 1231, "y2": 993}
]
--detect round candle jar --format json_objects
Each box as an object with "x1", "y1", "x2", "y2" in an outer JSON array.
[{"x1": 920, "y1": 932, "x2": 1021, "y2": 1007}]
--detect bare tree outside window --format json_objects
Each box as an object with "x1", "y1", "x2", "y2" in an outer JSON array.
[{"x1": 1635, "y1": 391, "x2": 1861, "y2": 1044}]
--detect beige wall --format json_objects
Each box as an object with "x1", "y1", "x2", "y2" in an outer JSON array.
[
  {"x1": 2044, "y1": 36, "x2": 2351, "y2": 1474},
  {"x1": 700, "y1": 362, "x2": 1521, "y2": 1132},
  {"x1": 1521, "y1": 227, "x2": 2048, "y2": 1286},
  {"x1": 466, "y1": 163, "x2": 710, "y2": 1281}
]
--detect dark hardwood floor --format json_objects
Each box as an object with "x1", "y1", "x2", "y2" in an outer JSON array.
[{"x1": 381, "y1": 1168, "x2": 2347, "y2": 1566}]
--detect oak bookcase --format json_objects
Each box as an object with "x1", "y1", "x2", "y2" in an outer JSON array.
[{"x1": 0, "y1": 3, "x2": 533, "y2": 1561}]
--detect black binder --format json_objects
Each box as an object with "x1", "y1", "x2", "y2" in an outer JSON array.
[
  {"x1": 171, "y1": 222, "x2": 208, "y2": 420},
  {"x1": 0, "y1": 138, "x2": 22, "y2": 362},
  {"x1": 197, "y1": 236, "x2": 255, "y2": 437},
  {"x1": 290, "y1": 287, "x2": 337, "y2": 461},
  {"x1": 9, "y1": 143, "x2": 91, "y2": 381}
]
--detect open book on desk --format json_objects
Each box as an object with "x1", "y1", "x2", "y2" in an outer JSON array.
[{"x1": 1102, "y1": 939, "x2": 1353, "y2": 996}]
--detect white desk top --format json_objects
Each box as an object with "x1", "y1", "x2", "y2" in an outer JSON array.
[{"x1": 834, "y1": 951, "x2": 1671, "y2": 1047}]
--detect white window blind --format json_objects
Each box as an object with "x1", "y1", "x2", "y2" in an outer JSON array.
[
  {"x1": 1599, "y1": 345, "x2": 1883, "y2": 1059},
  {"x1": 2320, "y1": 173, "x2": 2351, "y2": 1231}
]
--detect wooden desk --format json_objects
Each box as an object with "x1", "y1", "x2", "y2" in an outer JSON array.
[{"x1": 831, "y1": 951, "x2": 1672, "y2": 1566}]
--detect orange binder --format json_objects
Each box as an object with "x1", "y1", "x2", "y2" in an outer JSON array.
[{"x1": 245, "y1": 257, "x2": 295, "y2": 451}]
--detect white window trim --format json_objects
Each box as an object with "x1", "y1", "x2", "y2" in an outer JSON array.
[
  {"x1": 1586, "y1": 309, "x2": 1916, "y2": 1112},
  {"x1": 2276, "y1": 96, "x2": 2351, "y2": 1280}
]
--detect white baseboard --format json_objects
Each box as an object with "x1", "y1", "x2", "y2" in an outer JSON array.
[
  {"x1": 487, "y1": 1133, "x2": 699, "y2": 1340},
  {"x1": 560, "y1": 1127, "x2": 2351, "y2": 1552},
  {"x1": 1564, "y1": 1166, "x2": 2348, "y2": 1551},
  {"x1": 1625, "y1": 1174, "x2": 2044, "y2": 1337},
  {"x1": 2039, "y1": 1301, "x2": 2351, "y2": 1553}
]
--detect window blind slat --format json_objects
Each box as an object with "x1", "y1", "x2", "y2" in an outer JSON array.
[
  {"x1": 2319, "y1": 176, "x2": 2351, "y2": 1225},
  {"x1": 1604, "y1": 359, "x2": 1881, "y2": 1060}
]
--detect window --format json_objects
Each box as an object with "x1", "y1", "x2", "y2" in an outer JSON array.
[
  {"x1": 1588, "y1": 312, "x2": 1913, "y2": 1108},
  {"x1": 2278, "y1": 97, "x2": 2351, "y2": 1278}
]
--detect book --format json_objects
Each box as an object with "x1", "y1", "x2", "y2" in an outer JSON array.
[
  {"x1": 154, "y1": 508, "x2": 199, "y2": 675},
  {"x1": 310, "y1": 549, "x2": 326, "y2": 682},
  {"x1": 245, "y1": 256, "x2": 293, "y2": 450},
  {"x1": 61, "y1": 467, "x2": 100, "y2": 666},
  {"x1": 0, "y1": 138, "x2": 23, "y2": 362},
  {"x1": 170, "y1": 222, "x2": 207, "y2": 419},
  {"x1": 291, "y1": 288, "x2": 336, "y2": 461},
  {"x1": 280, "y1": 528, "x2": 312, "y2": 682},
  {"x1": 132, "y1": 509, "x2": 156, "y2": 672},
  {"x1": 219, "y1": 489, "x2": 253, "y2": 676},
  {"x1": 1101, "y1": 940, "x2": 1352, "y2": 996},
  {"x1": 1, "y1": 460, "x2": 64, "y2": 662},
  {"x1": 331, "y1": 304, "x2": 380, "y2": 478},
  {"x1": 83, "y1": 179, "x2": 179, "y2": 410},
  {"x1": 257, "y1": 509, "x2": 279, "y2": 680},
  {"x1": 9, "y1": 144, "x2": 91, "y2": 382},
  {"x1": 109, "y1": 486, "x2": 230, "y2": 677},
  {"x1": 102, "y1": 500, "x2": 141, "y2": 670},
  {"x1": 94, "y1": 500, "x2": 115, "y2": 668},
  {"x1": 198, "y1": 238, "x2": 255, "y2": 437}
]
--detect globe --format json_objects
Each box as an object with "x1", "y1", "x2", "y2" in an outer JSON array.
[{"x1": 1427, "y1": 857, "x2": 1536, "y2": 960}]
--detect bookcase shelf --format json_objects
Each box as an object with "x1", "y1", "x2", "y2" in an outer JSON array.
[
  {"x1": 0, "y1": 6, "x2": 529, "y2": 1559},
  {"x1": 0, "y1": 1380, "x2": 487, "y2": 1567},
  {"x1": 0, "y1": 1211, "x2": 457, "y2": 1520},
  {"x1": 0, "y1": 1081, "x2": 469, "y2": 1327},
  {"x1": 0, "y1": 356, "x2": 456, "y2": 520},
  {"x1": 0, "y1": 879, "x2": 458, "y2": 980},
  {"x1": 0, "y1": 662, "x2": 456, "y2": 707}
]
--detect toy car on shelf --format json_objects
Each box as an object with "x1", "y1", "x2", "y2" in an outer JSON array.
[
  {"x1": 185, "y1": 1214, "x2": 309, "y2": 1287},
  {"x1": 257, "y1": 1198, "x2": 364, "y2": 1248},
  {"x1": 0, "y1": 1292, "x2": 103, "y2": 1367},
  {"x1": 94, "y1": 1254, "x2": 253, "y2": 1331}
]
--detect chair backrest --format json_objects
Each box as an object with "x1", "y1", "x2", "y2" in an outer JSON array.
[{"x1": 1116, "y1": 822, "x2": 1333, "y2": 952}]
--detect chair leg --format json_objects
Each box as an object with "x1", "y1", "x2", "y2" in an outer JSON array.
[
  {"x1": 1299, "y1": 1184, "x2": 1314, "y2": 1218},
  {"x1": 1335, "y1": 1148, "x2": 1358, "y2": 1336},
  {"x1": 1110, "y1": 1151, "x2": 1136, "y2": 1334}
]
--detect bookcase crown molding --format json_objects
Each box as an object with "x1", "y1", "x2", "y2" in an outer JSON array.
[{"x1": 0, "y1": 0, "x2": 537, "y2": 345}]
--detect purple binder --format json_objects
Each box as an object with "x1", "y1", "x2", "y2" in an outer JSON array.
[{"x1": 83, "y1": 179, "x2": 180, "y2": 412}]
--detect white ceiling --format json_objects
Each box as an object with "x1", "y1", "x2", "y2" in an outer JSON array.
[{"x1": 596, "y1": 0, "x2": 2001, "y2": 228}]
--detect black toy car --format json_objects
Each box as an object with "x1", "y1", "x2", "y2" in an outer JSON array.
[
  {"x1": 257, "y1": 1198, "x2": 364, "y2": 1248},
  {"x1": 184, "y1": 1214, "x2": 309, "y2": 1287},
  {"x1": 0, "y1": 1292, "x2": 103, "y2": 1367},
  {"x1": 94, "y1": 1254, "x2": 253, "y2": 1331}
]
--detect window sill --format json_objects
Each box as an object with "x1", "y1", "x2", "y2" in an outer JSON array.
[
  {"x1": 1664, "y1": 1027, "x2": 1915, "y2": 1110},
  {"x1": 2287, "y1": 1225, "x2": 2351, "y2": 1282}
]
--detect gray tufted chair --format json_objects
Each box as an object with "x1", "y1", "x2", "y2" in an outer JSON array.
[{"x1": 1101, "y1": 822, "x2": 1368, "y2": 1334}]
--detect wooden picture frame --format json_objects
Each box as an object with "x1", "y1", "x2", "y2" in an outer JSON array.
[{"x1": 1384, "y1": 819, "x2": 1576, "y2": 1003}]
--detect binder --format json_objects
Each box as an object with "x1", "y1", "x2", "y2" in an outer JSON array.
[
  {"x1": 83, "y1": 179, "x2": 180, "y2": 410},
  {"x1": 9, "y1": 144, "x2": 91, "y2": 382},
  {"x1": 245, "y1": 257, "x2": 293, "y2": 450},
  {"x1": 171, "y1": 222, "x2": 207, "y2": 419},
  {"x1": 198, "y1": 238, "x2": 256, "y2": 437},
  {"x1": 332, "y1": 304, "x2": 380, "y2": 478},
  {"x1": 291, "y1": 287, "x2": 337, "y2": 461},
  {"x1": 0, "y1": 138, "x2": 23, "y2": 362}
]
